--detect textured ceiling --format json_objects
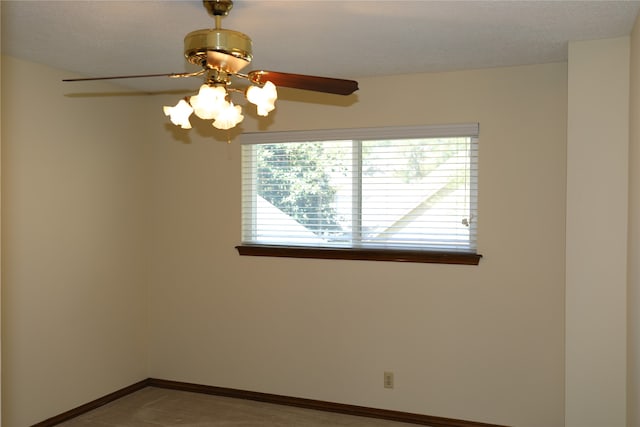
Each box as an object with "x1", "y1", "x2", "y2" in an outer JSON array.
[{"x1": 2, "y1": 0, "x2": 640, "y2": 93}]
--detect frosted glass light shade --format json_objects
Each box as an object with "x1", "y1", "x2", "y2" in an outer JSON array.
[
  {"x1": 213, "y1": 102, "x2": 244, "y2": 130},
  {"x1": 163, "y1": 99, "x2": 193, "y2": 129},
  {"x1": 164, "y1": 81, "x2": 277, "y2": 131},
  {"x1": 190, "y1": 85, "x2": 229, "y2": 120},
  {"x1": 246, "y1": 81, "x2": 277, "y2": 116}
]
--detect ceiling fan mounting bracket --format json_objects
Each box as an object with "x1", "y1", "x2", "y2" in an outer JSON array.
[{"x1": 203, "y1": 0, "x2": 233, "y2": 17}]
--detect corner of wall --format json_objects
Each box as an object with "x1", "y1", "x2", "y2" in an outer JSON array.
[
  {"x1": 566, "y1": 36, "x2": 630, "y2": 427},
  {"x1": 0, "y1": 49, "x2": 4, "y2": 427},
  {"x1": 628, "y1": 11, "x2": 640, "y2": 427}
]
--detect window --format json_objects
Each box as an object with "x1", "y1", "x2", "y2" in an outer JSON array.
[{"x1": 238, "y1": 124, "x2": 481, "y2": 264}]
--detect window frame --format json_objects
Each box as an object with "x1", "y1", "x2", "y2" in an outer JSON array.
[{"x1": 237, "y1": 124, "x2": 482, "y2": 265}]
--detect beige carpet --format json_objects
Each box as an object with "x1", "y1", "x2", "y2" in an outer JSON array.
[{"x1": 57, "y1": 387, "x2": 417, "y2": 426}]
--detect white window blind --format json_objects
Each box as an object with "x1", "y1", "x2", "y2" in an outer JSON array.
[{"x1": 241, "y1": 124, "x2": 479, "y2": 253}]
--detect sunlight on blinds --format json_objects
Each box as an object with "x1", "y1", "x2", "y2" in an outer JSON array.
[{"x1": 241, "y1": 124, "x2": 478, "y2": 252}]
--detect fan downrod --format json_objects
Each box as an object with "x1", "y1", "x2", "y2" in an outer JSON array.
[{"x1": 203, "y1": 0, "x2": 233, "y2": 17}]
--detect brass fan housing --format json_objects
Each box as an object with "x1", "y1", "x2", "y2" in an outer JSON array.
[{"x1": 184, "y1": 29, "x2": 253, "y2": 74}]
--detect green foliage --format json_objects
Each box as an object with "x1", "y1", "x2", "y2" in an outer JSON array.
[{"x1": 257, "y1": 143, "x2": 341, "y2": 236}]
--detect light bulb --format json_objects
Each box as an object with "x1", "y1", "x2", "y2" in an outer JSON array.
[
  {"x1": 246, "y1": 81, "x2": 277, "y2": 116},
  {"x1": 212, "y1": 102, "x2": 244, "y2": 130},
  {"x1": 190, "y1": 85, "x2": 229, "y2": 120},
  {"x1": 163, "y1": 99, "x2": 193, "y2": 129}
]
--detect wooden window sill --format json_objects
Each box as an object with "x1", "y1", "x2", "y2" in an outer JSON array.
[{"x1": 236, "y1": 245, "x2": 482, "y2": 265}]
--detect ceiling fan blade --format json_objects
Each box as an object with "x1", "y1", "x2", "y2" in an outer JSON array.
[
  {"x1": 247, "y1": 71, "x2": 358, "y2": 95},
  {"x1": 62, "y1": 70, "x2": 205, "y2": 82}
]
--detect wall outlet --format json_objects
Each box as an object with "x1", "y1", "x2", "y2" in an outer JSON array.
[{"x1": 384, "y1": 371, "x2": 394, "y2": 389}]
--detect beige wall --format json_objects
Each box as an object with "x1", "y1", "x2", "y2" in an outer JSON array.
[
  {"x1": 0, "y1": 11, "x2": 4, "y2": 418},
  {"x1": 566, "y1": 37, "x2": 630, "y2": 427},
  {"x1": 0, "y1": 56, "x2": 149, "y2": 426},
  {"x1": 629, "y1": 13, "x2": 640, "y2": 427},
  {"x1": 146, "y1": 63, "x2": 568, "y2": 427},
  {"x1": 1, "y1": 12, "x2": 4, "y2": 419}
]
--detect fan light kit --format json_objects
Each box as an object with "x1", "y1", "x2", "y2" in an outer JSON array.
[{"x1": 64, "y1": 0, "x2": 359, "y2": 132}]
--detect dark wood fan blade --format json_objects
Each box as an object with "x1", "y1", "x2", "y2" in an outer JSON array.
[
  {"x1": 62, "y1": 71, "x2": 204, "y2": 82},
  {"x1": 247, "y1": 71, "x2": 358, "y2": 95}
]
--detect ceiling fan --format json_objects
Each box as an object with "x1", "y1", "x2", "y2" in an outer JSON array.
[{"x1": 63, "y1": 0, "x2": 359, "y2": 131}]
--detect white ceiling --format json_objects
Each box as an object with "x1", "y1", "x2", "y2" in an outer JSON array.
[{"x1": 2, "y1": 0, "x2": 640, "y2": 93}]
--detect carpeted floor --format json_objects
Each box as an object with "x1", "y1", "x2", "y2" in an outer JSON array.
[{"x1": 57, "y1": 387, "x2": 417, "y2": 426}]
